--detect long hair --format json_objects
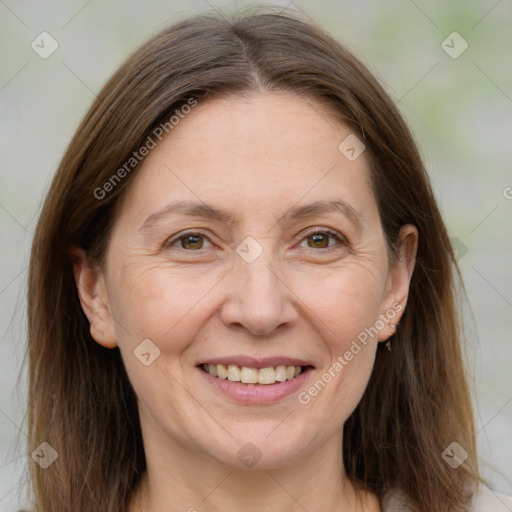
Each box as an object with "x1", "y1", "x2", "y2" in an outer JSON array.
[{"x1": 24, "y1": 8, "x2": 481, "y2": 511}]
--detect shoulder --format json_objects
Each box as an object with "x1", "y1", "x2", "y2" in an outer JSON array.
[
  {"x1": 381, "y1": 488, "x2": 415, "y2": 511},
  {"x1": 381, "y1": 485, "x2": 512, "y2": 512},
  {"x1": 469, "y1": 485, "x2": 512, "y2": 511}
]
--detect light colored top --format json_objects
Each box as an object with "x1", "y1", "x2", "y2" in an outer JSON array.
[{"x1": 382, "y1": 485, "x2": 512, "y2": 511}]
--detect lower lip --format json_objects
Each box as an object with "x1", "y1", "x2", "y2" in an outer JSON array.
[{"x1": 197, "y1": 366, "x2": 313, "y2": 404}]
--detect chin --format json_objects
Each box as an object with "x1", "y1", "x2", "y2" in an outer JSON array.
[{"x1": 194, "y1": 423, "x2": 315, "y2": 470}]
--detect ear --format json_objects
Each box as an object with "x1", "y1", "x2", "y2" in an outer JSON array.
[
  {"x1": 69, "y1": 245, "x2": 117, "y2": 348},
  {"x1": 377, "y1": 224, "x2": 418, "y2": 342}
]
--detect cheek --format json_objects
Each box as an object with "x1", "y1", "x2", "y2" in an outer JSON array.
[
  {"x1": 294, "y1": 261, "x2": 386, "y2": 350},
  {"x1": 107, "y1": 260, "x2": 227, "y2": 355},
  {"x1": 291, "y1": 264, "x2": 383, "y2": 416},
  {"x1": 107, "y1": 262, "x2": 226, "y2": 427}
]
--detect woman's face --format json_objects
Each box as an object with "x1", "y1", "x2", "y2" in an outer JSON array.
[{"x1": 77, "y1": 91, "x2": 416, "y2": 470}]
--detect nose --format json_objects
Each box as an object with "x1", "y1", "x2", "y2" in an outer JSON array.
[{"x1": 220, "y1": 252, "x2": 299, "y2": 337}]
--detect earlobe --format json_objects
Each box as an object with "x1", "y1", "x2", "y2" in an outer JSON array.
[
  {"x1": 68, "y1": 245, "x2": 118, "y2": 349},
  {"x1": 377, "y1": 224, "x2": 418, "y2": 342}
]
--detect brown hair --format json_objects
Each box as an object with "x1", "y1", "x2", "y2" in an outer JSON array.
[{"x1": 23, "y1": 7, "x2": 482, "y2": 511}]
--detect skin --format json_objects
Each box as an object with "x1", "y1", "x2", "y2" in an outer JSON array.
[{"x1": 71, "y1": 90, "x2": 417, "y2": 512}]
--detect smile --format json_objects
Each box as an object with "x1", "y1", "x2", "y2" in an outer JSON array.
[
  {"x1": 201, "y1": 363, "x2": 305, "y2": 385},
  {"x1": 197, "y1": 357, "x2": 315, "y2": 404}
]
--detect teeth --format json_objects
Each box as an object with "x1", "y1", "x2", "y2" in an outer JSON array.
[
  {"x1": 257, "y1": 367, "x2": 275, "y2": 384},
  {"x1": 217, "y1": 364, "x2": 228, "y2": 379},
  {"x1": 241, "y1": 366, "x2": 258, "y2": 384},
  {"x1": 275, "y1": 365, "x2": 287, "y2": 382},
  {"x1": 227, "y1": 364, "x2": 241, "y2": 382},
  {"x1": 205, "y1": 363, "x2": 304, "y2": 384}
]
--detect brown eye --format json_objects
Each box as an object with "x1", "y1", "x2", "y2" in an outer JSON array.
[
  {"x1": 307, "y1": 233, "x2": 330, "y2": 248},
  {"x1": 300, "y1": 229, "x2": 342, "y2": 250},
  {"x1": 180, "y1": 234, "x2": 204, "y2": 250},
  {"x1": 166, "y1": 232, "x2": 212, "y2": 250}
]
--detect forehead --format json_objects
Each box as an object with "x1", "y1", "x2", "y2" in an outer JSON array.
[
  {"x1": 117, "y1": 91, "x2": 377, "y2": 225},
  {"x1": 159, "y1": 91, "x2": 354, "y2": 166}
]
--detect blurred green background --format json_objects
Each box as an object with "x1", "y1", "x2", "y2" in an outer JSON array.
[{"x1": 1, "y1": 0, "x2": 511, "y2": 509}]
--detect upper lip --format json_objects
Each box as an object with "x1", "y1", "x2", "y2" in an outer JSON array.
[{"x1": 197, "y1": 356, "x2": 314, "y2": 369}]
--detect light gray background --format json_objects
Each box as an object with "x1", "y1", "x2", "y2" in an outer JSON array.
[{"x1": 1, "y1": 0, "x2": 511, "y2": 510}]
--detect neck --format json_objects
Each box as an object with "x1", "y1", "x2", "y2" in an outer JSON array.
[{"x1": 129, "y1": 420, "x2": 380, "y2": 512}]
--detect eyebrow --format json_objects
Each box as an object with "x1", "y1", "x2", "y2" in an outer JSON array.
[{"x1": 139, "y1": 199, "x2": 363, "y2": 233}]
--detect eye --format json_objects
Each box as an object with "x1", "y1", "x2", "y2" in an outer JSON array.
[
  {"x1": 298, "y1": 229, "x2": 345, "y2": 251},
  {"x1": 166, "y1": 232, "x2": 212, "y2": 250},
  {"x1": 165, "y1": 229, "x2": 346, "y2": 253}
]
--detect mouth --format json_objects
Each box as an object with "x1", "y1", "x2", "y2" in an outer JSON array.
[
  {"x1": 198, "y1": 363, "x2": 314, "y2": 385},
  {"x1": 195, "y1": 357, "x2": 315, "y2": 404}
]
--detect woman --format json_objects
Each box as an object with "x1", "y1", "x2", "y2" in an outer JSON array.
[{"x1": 23, "y1": 8, "x2": 511, "y2": 512}]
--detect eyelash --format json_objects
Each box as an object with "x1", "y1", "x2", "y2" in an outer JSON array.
[{"x1": 165, "y1": 228, "x2": 347, "y2": 253}]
